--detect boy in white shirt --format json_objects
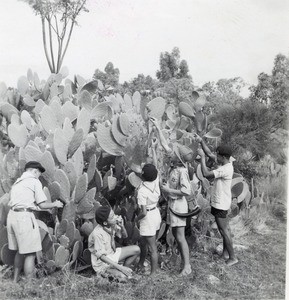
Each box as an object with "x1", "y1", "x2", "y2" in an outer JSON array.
[{"x1": 197, "y1": 142, "x2": 238, "y2": 266}]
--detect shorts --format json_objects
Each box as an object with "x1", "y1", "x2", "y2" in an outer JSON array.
[
  {"x1": 139, "y1": 208, "x2": 161, "y2": 236},
  {"x1": 92, "y1": 247, "x2": 122, "y2": 274},
  {"x1": 7, "y1": 210, "x2": 42, "y2": 254},
  {"x1": 211, "y1": 207, "x2": 228, "y2": 218},
  {"x1": 167, "y1": 197, "x2": 187, "y2": 227}
]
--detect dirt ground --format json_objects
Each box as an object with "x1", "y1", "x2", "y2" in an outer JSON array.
[{"x1": 0, "y1": 217, "x2": 286, "y2": 300}]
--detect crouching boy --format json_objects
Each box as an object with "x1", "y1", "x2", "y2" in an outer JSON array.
[{"x1": 88, "y1": 205, "x2": 140, "y2": 279}]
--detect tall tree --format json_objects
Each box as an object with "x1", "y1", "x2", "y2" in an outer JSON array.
[
  {"x1": 20, "y1": 0, "x2": 88, "y2": 73},
  {"x1": 93, "y1": 62, "x2": 120, "y2": 88},
  {"x1": 156, "y1": 47, "x2": 191, "y2": 82}
]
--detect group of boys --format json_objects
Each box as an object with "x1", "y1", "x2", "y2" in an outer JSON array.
[{"x1": 6, "y1": 134, "x2": 237, "y2": 282}]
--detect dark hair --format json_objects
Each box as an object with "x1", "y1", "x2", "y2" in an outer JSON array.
[
  {"x1": 95, "y1": 205, "x2": 111, "y2": 225},
  {"x1": 24, "y1": 161, "x2": 46, "y2": 173},
  {"x1": 141, "y1": 164, "x2": 158, "y2": 182},
  {"x1": 216, "y1": 145, "x2": 233, "y2": 159}
]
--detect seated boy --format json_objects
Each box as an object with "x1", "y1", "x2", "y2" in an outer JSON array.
[{"x1": 88, "y1": 205, "x2": 140, "y2": 279}]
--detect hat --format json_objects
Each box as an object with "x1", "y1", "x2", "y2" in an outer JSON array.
[
  {"x1": 95, "y1": 205, "x2": 111, "y2": 225},
  {"x1": 24, "y1": 161, "x2": 46, "y2": 173},
  {"x1": 216, "y1": 145, "x2": 233, "y2": 158},
  {"x1": 141, "y1": 164, "x2": 158, "y2": 182},
  {"x1": 172, "y1": 143, "x2": 193, "y2": 166}
]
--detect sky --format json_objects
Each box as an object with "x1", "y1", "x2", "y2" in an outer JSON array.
[{"x1": 0, "y1": 0, "x2": 288, "y2": 89}]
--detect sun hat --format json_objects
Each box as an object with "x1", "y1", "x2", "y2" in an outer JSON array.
[
  {"x1": 141, "y1": 164, "x2": 158, "y2": 182},
  {"x1": 95, "y1": 205, "x2": 111, "y2": 225},
  {"x1": 172, "y1": 143, "x2": 194, "y2": 166},
  {"x1": 24, "y1": 161, "x2": 46, "y2": 173}
]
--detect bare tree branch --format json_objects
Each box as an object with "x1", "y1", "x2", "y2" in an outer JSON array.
[{"x1": 41, "y1": 16, "x2": 53, "y2": 72}]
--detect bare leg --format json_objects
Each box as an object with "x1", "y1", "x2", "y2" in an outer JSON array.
[
  {"x1": 145, "y1": 235, "x2": 158, "y2": 275},
  {"x1": 23, "y1": 253, "x2": 36, "y2": 280},
  {"x1": 172, "y1": 227, "x2": 191, "y2": 276},
  {"x1": 119, "y1": 245, "x2": 140, "y2": 268},
  {"x1": 215, "y1": 217, "x2": 238, "y2": 266},
  {"x1": 137, "y1": 236, "x2": 148, "y2": 271},
  {"x1": 13, "y1": 252, "x2": 24, "y2": 283}
]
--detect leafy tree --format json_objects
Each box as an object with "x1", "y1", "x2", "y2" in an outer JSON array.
[
  {"x1": 156, "y1": 47, "x2": 191, "y2": 82},
  {"x1": 249, "y1": 72, "x2": 272, "y2": 105},
  {"x1": 20, "y1": 0, "x2": 88, "y2": 73},
  {"x1": 93, "y1": 62, "x2": 120, "y2": 88},
  {"x1": 122, "y1": 74, "x2": 158, "y2": 94}
]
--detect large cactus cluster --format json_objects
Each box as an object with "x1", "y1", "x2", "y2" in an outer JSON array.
[{"x1": 0, "y1": 68, "x2": 259, "y2": 272}]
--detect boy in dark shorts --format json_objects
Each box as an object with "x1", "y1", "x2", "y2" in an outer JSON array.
[{"x1": 196, "y1": 138, "x2": 238, "y2": 266}]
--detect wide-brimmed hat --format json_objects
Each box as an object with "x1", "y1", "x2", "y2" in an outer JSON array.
[
  {"x1": 24, "y1": 161, "x2": 45, "y2": 173},
  {"x1": 172, "y1": 143, "x2": 194, "y2": 166}
]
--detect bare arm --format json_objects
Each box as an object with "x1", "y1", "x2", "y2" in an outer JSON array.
[
  {"x1": 198, "y1": 149, "x2": 215, "y2": 178},
  {"x1": 150, "y1": 117, "x2": 171, "y2": 153},
  {"x1": 100, "y1": 255, "x2": 132, "y2": 277},
  {"x1": 38, "y1": 200, "x2": 63, "y2": 209},
  {"x1": 195, "y1": 134, "x2": 216, "y2": 161},
  {"x1": 136, "y1": 205, "x2": 147, "y2": 222}
]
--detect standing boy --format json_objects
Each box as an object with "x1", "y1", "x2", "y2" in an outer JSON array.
[
  {"x1": 7, "y1": 161, "x2": 64, "y2": 282},
  {"x1": 197, "y1": 142, "x2": 238, "y2": 266}
]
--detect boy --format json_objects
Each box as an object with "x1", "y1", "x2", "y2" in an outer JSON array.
[
  {"x1": 88, "y1": 205, "x2": 140, "y2": 279},
  {"x1": 7, "y1": 161, "x2": 64, "y2": 282},
  {"x1": 197, "y1": 141, "x2": 238, "y2": 266}
]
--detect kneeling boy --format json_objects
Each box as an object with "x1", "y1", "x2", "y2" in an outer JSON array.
[{"x1": 88, "y1": 206, "x2": 140, "y2": 279}]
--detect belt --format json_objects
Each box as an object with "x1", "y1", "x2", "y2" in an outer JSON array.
[
  {"x1": 11, "y1": 208, "x2": 33, "y2": 212},
  {"x1": 147, "y1": 207, "x2": 156, "y2": 212}
]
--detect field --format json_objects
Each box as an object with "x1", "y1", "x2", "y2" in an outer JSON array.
[{"x1": 0, "y1": 213, "x2": 286, "y2": 300}]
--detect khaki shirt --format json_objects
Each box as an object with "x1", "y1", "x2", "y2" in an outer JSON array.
[
  {"x1": 137, "y1": 176, "x2": 160, "y2": 209},
  {"x1": 8, "y1": 171, "x2": 47, "y2": 209}
]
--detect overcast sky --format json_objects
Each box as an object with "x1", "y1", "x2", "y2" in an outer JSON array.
[{"x1": 0, "y1": 0, "x2": 288, "y2": 88}]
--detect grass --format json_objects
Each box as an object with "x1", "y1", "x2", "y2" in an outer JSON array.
[{"x1": 0, "y1": 214, "x2": 286, "y2": 300}]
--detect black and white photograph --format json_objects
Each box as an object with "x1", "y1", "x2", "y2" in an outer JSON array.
[{"x1": 0, "y1": 0, "x2": 287, "y2": 299}]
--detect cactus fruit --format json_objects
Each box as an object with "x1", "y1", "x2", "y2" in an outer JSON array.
[
  {"x1": 59, "y1": 235, "x2": 70, "y2": 248},
  {"x1": 111, "y1": 115, "x2": 128, "y2": 147},
  {"x1": 96, "y1": 124, "x2": 124, "y2": 156},
  {"x1": 76, "y1": 108, "x2": 91, "y2": 138},
  {"x1": 179, "y1": 102, "x2": 195, "y2": 118},
  {"x1": 55, "y1": 245, "x2": 70, "y2": 268},
  {"x1": 204, "y1": 128, "x2": 222, "y2": 139},
  {"x1": 54, "y1": 128, "x2": 69, "y2": 165},
  {"x1": 55, "y1": 169, "x2": 70, "y2": 203},
  {"x1": 74, "y1": 173, "x2": 88, "y2": 204},
  {"x1": 118, "y1": 113, "x2": 130, "y2": 136},
  {"x1": 1, "y1": 243, "x2": 16, "y2": 266},
  {"x1": 68, "y1": 129, "x2": 84, "y2": 158},
  {"x1": 146, "y1": 97, "x2": 166, "y2": 119},
  {"x1": 7, "y1": 124, "x2": 28, "y2": 148}
]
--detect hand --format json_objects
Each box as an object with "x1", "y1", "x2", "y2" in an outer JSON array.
[
  {"x1": 197, "y1": 148, "x2": 205, "y2": 158},
  {"x1": 119, "y1": 265, "x2": 133, "y2": 277},
  {"x1": 161, "y1": 184, "x2": 171, "y2": 193},
  {"x1": 151, "y1": 137, "x2": 158, "y2": 149},
  {"x1": 54, "y1": 200, "x2": 64, "y2": 208}
]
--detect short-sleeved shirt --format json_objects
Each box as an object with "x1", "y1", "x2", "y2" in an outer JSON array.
[
  {"x1": 168, "y1": 167, "x2": 191, "y2": 199},
  {"x1": 8, "y1": 172, "x2": 47, "y2": 209},
  {"x1": 88, "y1": 224, "x2": 115, "y2": 273},
  {"x1": 211, "y1": 162, "x2": 234, "y2": 210},
  {"x1": 137, "y1": 176, "x2": 160, "y2": 209}
]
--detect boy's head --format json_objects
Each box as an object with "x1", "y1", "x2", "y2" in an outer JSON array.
[
  {"x1": 216, "y1": 145, "x2": 233, "y2": 163},
  {"x1": 24, "y1": 161, "x2": 46, "y2": 178},
  {"x1": 95, "y1": 205, "x2": 116, "y2": 227},
  {"x1": 141, "y1": 164, "x2": 158, "y2": 182}
]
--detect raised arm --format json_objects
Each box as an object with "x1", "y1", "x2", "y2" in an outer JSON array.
[
  {"x1": 195, "y1": 134, "x2": 216, "y2": 161},
  {"x1": 197, "y1": 148, "x2": 215, "y2": 178},
  {"x1": 149, "y1": 117, "x2": 172, "y2": 153}
]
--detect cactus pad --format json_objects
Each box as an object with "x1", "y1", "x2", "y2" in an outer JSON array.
[
  {"x1": 91, "y1": 102, "x2": 113, "y2": 121},
  {"x1": 82, "y1": 249, "x2": 91, "y2": 265},
  {"x1": 179, "y1": 102, "x2": 195, "y2": 118},
  {"x1": 40, "y1": 105, "x2": 58, "y2": 134},
  {"x1": 111, "y1": 115, "x2": 128, "y2": 146},
  {"x1": 63, "y1": 161, "x2": 77, "y2": 193},
  {"x1": 45, "y1": 260, "x2": 56, "y2": 273},
  {"x1": 42, "y1": 233, "x2": 53, "y2": 252},
  {"x1": 74, "y1": 173, "x2": 88, "y2": 204},
  {"x1": 194, "y1": 94, "x2": 206, "y2": 112},
  {"x1": 71, "y1": 147, "x2": 84, "y2": 177},
  {"x1": 146, "y1": 97, "x2": 166, "y2": 119},
  {"x1": 62, "y1": 118, "x2": 75, "y2": 142},
  {"x1": 55, "y1": 169, "x2": 70, "y2": 202},
  {"x1": 132, "y1": 91, "x2": 141, "y2": 113},
  {"x1": 87, "y1": 155, "x2": 96, "y2": 184},
  {"x1": 96, "y1": 124, "x2": 124, "y2": 156},
  {"x1": 48, "y1": 181, "x2": 61, "y2": 202},
  {"x1": 40, "y1": 151, "x2": 56, "y2": 183},
  {"x1": 204, "y1": 128, "x2": 222, "y2": 139},
  {"x1": 78, "y1": 90, "x2": 92, "y2": 110},
  {"x1": 56, "y1": 219, "x2": 68, "y2": 238},
  {"x1": 118, "y1": 113, "x2": 130, "y2": 136},
  {"x1": 68, "y1": 128, "x2": 84, "y2": 158},
  {"x1": 62, "y1": 201, "x2": 76, "y2": 223},
  {"x1": 0, "y1": 103, "x2": 19, "y2": 122},
  {"x1": 61, "y1": 101, "x2": 79, "y2": 122},
  {"x1": 8, "y1": 124, "x2": 28, "y2": 148},
  {"x1": 59, "y1": 235, "x2": 70, "y2": 248},
  {"x1": 1, "y1": 243, "x2": 16, "y2": 266},
  {"x1": 55, "y1": 245, "x2": 70, "y2": 268},
  {"x1": 76, "y1": 108, "x2": 91, "y2": 138},
  {"x1": 123, "y1": 93, "x2": 133, "y2": 110},
  {"x1": 54, "y1": 128, "x2": 69, "y2": 165},
  {"x1": 0, "y1": 227, "x2": 8, "y2": 254}
]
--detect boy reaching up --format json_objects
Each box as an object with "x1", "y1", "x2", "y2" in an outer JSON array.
[
  {"x1": 196, "y1": 140, "x2": 238, "y2": 267},
  {"x1": 88, "y1": 205, "x2": 140, "y2": 279}
]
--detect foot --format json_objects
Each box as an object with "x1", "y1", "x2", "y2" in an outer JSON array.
[
  {"x1": 178, "y1": 265, "x2": 192, "y2": 277},
  {"x1": 221, "y1": 252, "x2": 229, "y2": 260},
  {"x1": 226, "y1": 258, "x2": 238, "y2": 266}
]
